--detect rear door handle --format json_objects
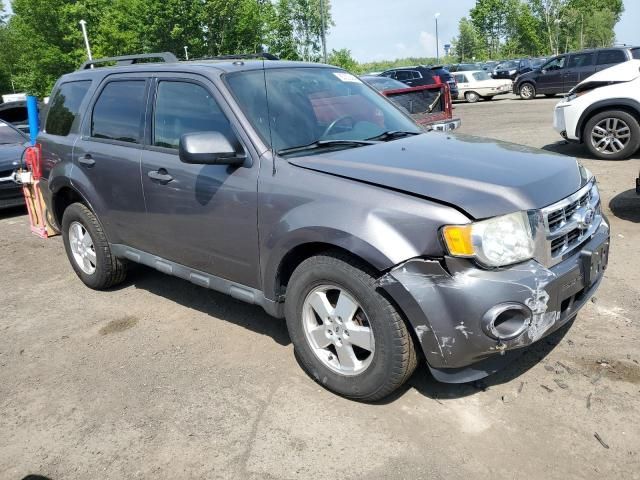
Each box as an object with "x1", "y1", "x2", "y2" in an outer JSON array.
[
  {"x1": 78, "y1": 154, "x2": 95, "y2": 167},
  {"x1": 147, "y1": 168, "x2": 174, "y2": 185}
]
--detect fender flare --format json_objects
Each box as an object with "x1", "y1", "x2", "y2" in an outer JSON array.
[{"x1": 262, "y1": 226, "x2": 412, "y2": 301}]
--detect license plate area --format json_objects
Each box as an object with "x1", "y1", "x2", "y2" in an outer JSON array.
[{"x1": 581, "y1": 238, "x2": 609, "y2": 288}]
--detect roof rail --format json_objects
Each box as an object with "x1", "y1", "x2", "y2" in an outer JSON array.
[
  {"x1": 79, "y1": 52, "x2": 179, "y2": 70},
  {"x1": 191, "y1": 53, "x2": 280, "y2": 62}
]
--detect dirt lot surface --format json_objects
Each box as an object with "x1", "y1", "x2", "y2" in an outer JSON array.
[{"x1": 1, "y1": 95, "x2": 639, "y2": 480}]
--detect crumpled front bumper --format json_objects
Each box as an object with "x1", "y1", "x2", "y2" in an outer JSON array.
[{"x1": 379, "y1": 219, "x2": 610, "y2": 383}]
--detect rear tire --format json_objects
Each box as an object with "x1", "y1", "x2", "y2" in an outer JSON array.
[
  {"x1": 465, "y1": 91, "x2": 480, "y2": 103},
  {"x1": 519, "y1": 82, "x2": 536, "y2": 100},
  {"x1": 61, "y1": 202, "x2": 127, "y2": 289},
  {"x1": 285, "y1": 252, "x2": 417, "y2": 402},
  {"x1": 584, "y1": 110, "x2": 640, "y2": 160}
]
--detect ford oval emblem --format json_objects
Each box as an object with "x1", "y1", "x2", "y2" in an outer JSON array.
[{"x1": 576, "y1": 207, "x2": 595, "y2": 230}]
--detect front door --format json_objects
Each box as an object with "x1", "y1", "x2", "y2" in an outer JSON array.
[
  {"x1": 537, "y1": 56, "x2": 567, "y2": 94},
  {"x1": 140, "y1": 76, "x2": 260, "y2": 288},
  {"x1": 73, "y1": 76, "x2": 149, "y2": 248},
  {"x1": 563, "y1": 52, "x2": 596, "y2": 91}
]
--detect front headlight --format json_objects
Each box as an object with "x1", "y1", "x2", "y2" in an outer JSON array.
[{"x1": 442, "y1": 211, "x2": 535, "y2": 267}]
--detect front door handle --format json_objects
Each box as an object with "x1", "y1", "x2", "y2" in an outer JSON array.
[
  {"x1": 78, "y1": 154, "x2": 95, "y2": 167},
  {"x1": 147, "y1": 168, "x2": 174, "y2": 185}
]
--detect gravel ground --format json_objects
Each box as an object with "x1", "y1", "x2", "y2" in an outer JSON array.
[{"x1": 1, "y1": 95, "x2": 639, "y2": 480}]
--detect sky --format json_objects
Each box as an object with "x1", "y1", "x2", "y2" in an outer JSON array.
[
  {"x1": 326, "y1": 0, "x2": 640, "y2": 62},
  {"x1": 1, "y1": 0, "x2": 637, "y2": 62}
]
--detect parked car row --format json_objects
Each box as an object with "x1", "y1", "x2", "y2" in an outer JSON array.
[{"x1": 515, "y1": 46, "x2": 640, "y2": 100}]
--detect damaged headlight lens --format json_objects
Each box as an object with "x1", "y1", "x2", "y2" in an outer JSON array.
[{"x1": 442, "y1": 211, "x2": 535, "y2": 267}]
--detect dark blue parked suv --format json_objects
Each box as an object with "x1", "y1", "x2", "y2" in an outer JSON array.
[{"x1": 38, "y1": 53, "x2": 609, "y2": 401}]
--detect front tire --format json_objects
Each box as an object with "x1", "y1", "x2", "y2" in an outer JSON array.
[
  {"x1": 519, "y1": 82, "x2": 536, "y2": 100},
  {"x1": 285, "y1": 252, "x2": 417, "y2": 401},
  {"x1": 584, "y1": 110, "x2": 640, "y2": 160},
  {"x1": 62, "y1": 202, "x2": 127, "y2": 289},
  {"x1": 465, "y1": 91, "x2": 480, "y2": 103}
]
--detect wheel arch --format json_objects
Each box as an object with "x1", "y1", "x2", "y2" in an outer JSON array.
[
  {"x1": 576, "y1": 99, "x2": 640, "y2": 142},
  {"x1": 266, "y1": 236, "x2": 396, "y2": 302},
  {"x1": 50, "y1": 181, "x2": 96, "y2": 229}
]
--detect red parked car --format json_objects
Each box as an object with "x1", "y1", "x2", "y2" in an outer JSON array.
[{"x1": 361, "y1": 75, "x2": 460, "y2": 131}]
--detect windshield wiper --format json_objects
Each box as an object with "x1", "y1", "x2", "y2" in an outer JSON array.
[
  {"x1": 366, "y1": 130, "x2": 421, "y2": 142},
  {"x1": 277, "y1": 139, "x2": 377, "y2": 156}
]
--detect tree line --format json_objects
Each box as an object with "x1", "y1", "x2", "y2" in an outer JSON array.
[
  {"x1": 0, "y1": 0, "x2": 332, "y2": 97},
  {"x1": 453, "y1": 0, "x2": 625, "y2": 61}
]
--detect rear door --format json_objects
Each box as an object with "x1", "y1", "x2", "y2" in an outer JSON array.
[
  {"x1": 563, "y1": 52, "x2": 596, "y2": 91},
  {"x1": 536, "y1": 56, "x2": 567, "y2": 93},
  {"x1": 73, "y1": 75, "x2": 149, "y2": 247},
  {"x1": 595, "y1": 49, "x2": 628, "y2": 72}
]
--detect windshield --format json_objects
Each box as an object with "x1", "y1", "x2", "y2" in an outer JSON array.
[
  {"x1": 498, "y1": 61, "x2": 518, "y2": 70},
  {"x1": 0, "y1": 120, "x2": 26, "y2": 144},
  {"x1": 472, "y1": 71, "x2": 491, "y2": 81},
  {"x1": 227, "y1": 67, "x2": 421, "y2": 154}
]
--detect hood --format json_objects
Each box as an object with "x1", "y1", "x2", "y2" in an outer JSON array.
[
  {"x1": 577, "y1": 59, "x2": 640, "y2": 87},
  {"x1": 288, "y1": 133, "x2": 587, "y2": 219},
  {"x1": 0, "y1": 143, "x2": 25, "y2": 171}
]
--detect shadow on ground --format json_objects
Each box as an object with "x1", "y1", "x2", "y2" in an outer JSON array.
[
  {"x1": 121, "y1": 265, "x2": 291, "y2": 346},
  {"x1": 384, "y1": 319, "x2": 574, "y2": 403},
  {"x1": 120, "y1": 264, "x2": 576, "y2": 403},
  {"x1": 0, "y1": 205, "x2": 27, "y2": 219},
  {"x1": 542, "y1": 140, "x2": 640, "y2": 161},
  {"x1": 609, "y1": 188, "x2": 640, "y2": 223}
]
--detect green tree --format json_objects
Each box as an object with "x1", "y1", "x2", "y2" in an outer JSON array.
[
  {"x1": 470, "y1": 0, "x2": 516, "y2": 58},
  {"x1": 453, "y1": 17, "x2": 483, "y2": 61},
  {"x1": 327, "y1": 48, "x2": 357, "y2": 71}
]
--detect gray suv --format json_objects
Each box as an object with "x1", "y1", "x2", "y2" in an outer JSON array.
[{"x1": 39, "y1": 53, "x2": 610, "y2": 401}]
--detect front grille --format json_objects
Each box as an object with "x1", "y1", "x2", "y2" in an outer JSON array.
[{"x1": 539, "y1": 181, "x2": 601, "y2": 265}]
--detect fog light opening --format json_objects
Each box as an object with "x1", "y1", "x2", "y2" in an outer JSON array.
[{"x1": 483, "y1": 303, "x2": 532, "y2": 341}]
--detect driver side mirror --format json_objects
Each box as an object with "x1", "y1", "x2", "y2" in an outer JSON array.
[{"x1": 179, "y1": 132, "x2": 246, "y2": 166}]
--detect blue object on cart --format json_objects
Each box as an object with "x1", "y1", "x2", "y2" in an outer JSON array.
[{"x1": 26, "y1": 95, "x2": 39, "y2": 146}]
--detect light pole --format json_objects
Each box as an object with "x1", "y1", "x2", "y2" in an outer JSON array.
[
  {"x1": 434, "y1": 13, "x2": 440, "y2": 62},
  {"x1": 79, "y1": 20, "x2": 93, "y2": 61},
  {"x1": 320, "y1": 0, "x2": 328, "y2": 63}
]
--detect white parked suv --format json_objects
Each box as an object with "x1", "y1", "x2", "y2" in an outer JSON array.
[{"x1": 554, "y1": 60, "x2": 640, "y2": 160}]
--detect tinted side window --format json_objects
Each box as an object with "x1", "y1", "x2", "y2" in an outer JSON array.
[
  {"x1": 45, "y1": 81, "x2": 91, "y2": 136},
  {"x1": 632, "y1": 48, "x2": 640, "y2": 60},
  {"x1": 543, "y1": 57, "x2": 566, "y2": 71},
  {"x1": 153, "y1": 81, "x2": 232, "y2": 150},
  {"x1": 597, "y1": 50, "x2": 626, "y2": 65},
  {"x1": 395, "y1": 71, "x2": 412, "y2": 81},
  {"x1": 91, "y1": 81, "x2": 146, "y2": 143},
  {"x1": 568, "y1": 53, "x2": 594, "y2": 68}
]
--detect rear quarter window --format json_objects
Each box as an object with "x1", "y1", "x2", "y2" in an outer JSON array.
[
  {"x1": 45, "y1": 81, "x2": 92, "y2": 136},
  {"x1": 631, "y1": 48, "x2": 640, "y2": 60},
  {"x1": 597, "y1": 50, "x2": 627, "y2": 65}
]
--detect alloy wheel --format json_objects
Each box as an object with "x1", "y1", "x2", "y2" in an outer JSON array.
[
  {"x1": 69, "y1": 221, "x2": 97, "y2": 275},
  {"x1": 302, "y1": 284, "x2": 375, "y2": 376},
  {"x1": 591, "y1": 117, "x2": 631, "y2": 155},
  {"x1": 520, "y1": 84, "x2": 534, "y2": 99}
]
